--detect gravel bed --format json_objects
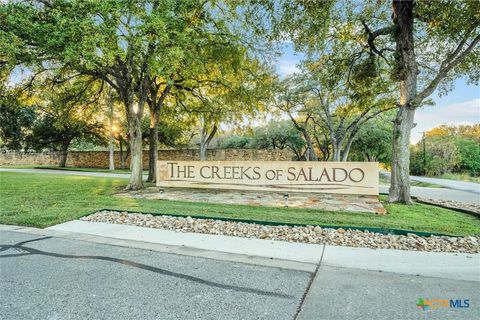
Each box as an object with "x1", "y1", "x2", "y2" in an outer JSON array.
[
  {"x1": 81, "y1": 210, "x2": 480, "y2": 254},
  {"x1": 416, "y1": 197, "x2": 480, "y2": 217}
]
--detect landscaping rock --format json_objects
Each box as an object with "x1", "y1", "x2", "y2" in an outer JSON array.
[
  {"x1": 416, "y1": 197, "x2": 480, "y2": 217},
  {"x1": 81, "y1": 210, "x2": 480, "y2": 254}
]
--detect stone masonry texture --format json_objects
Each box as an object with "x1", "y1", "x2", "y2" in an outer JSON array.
[{"x1": 0, "y1": 149, "x2": 296, "y2": 169}]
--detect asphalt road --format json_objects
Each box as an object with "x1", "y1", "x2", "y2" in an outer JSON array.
[
  {"x1": 0, "y1": 230, "x2": 310, "y2": 320},
  {"x1": 380, "y1": 171, "x2": 479, "y2": 205},
  {"x1": 409, "y1": 174, "x2": 480, "y2": 194},
  {"x1": 1, "y1": 229, "x2": 479, "y2": 320},
  {"x1": 379, "y1": 185, "x2": 479, "y2": 205},
  {"x1": 381, "y1": 171, "x2": 480, "y2": 194}
]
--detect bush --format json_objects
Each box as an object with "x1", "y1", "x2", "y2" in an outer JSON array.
[
  {"x1": 410, "y1": 136, "x2": 457, "y2": 176},
  {"x1": 219, "y1": 135, "x2": 252, "y2": 149},
  {"x1": 410, "y1": 124, "x2": 480, "y2": 177},
  {"x1": 456, "y1": 138, "x2": 480, "y2": 176},
  {"x1": 409, "y1": 145, "x2": 425, "y2": 176}
]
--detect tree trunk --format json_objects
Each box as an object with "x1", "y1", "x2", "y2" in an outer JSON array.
[
  {"x1": 389, "y1": 0, "x2": 417, "y2": 204},
  {"x1": 332, "y1": 147, "x2": 341, "y2": 161},
  {"x1": 327, "y1": 123, "x2": 343, "y2": 161},
  {"x1": 331, "y1": 140, "x2": 341, "y2": 161},
  {"x1": 199, "y1": 119, "x2": 217, "y2": 161},
  {"x1": 147, "y1": 127, "x2": 158, "y2": 182},
  {"x1": 289, "y1": 146, "x2": 302, "y2": 161},
  {"x1": 119, "y1": 138, "x2": 125, "y2": 169},
  {"x1": 322, "y1": 147, "x2": 330, "y2": 161},
  {"x1": 119, "y1": 138, "x2": 130, "y2": 170},
  {"x1": 125, "y1": 99, "x2": 145, "y2": 190},
  {"x1": 108, "y1": 84, "x2": 115, "y2": 171},
  {"x1": 146, "y1": 84, "x2": 171, "y2": 182},
  {"x1": 303, "y1": 132, "x2": 318, "y2": 161},
  {"x1": 389, "y1": 107, "x2": 415, "y2": 203},
  {"x1": 341, "y1": 129, "x2": 359, "y2": 162},
  {"x1": 199, "y1": 143, "x2": 207, "y2": 161},
  {"x1": 199, "y1": 124, "x2": 206, "y2": 161},
  {"x1": 288, "y1": 115, "x2": 318, "y2": 161},
  {"x1": 341, "y1": 138, "x2": 353, "y2": 162},
  {"x1": 314, "y1": 135, "x2": 330, "y2": 160},
  {"x1": 147, "y1": 109, "x2": 159, "y2": 182},
  {"x1": 109, "y1": 135, "x2": 115, "y2": 170},
  {"x1": 59, "y1": 140, "x2": 70, "y2": 167},
  {"x1": 127, "y1": 120, "x2": 143, "y2": 190},
  {"x1": 122, "y1": 146, "x2": 130, "y2": 170}
]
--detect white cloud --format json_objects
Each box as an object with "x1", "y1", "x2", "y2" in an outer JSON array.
[
  {"x1": 412, "y1": 98, "x2": 480, "y2": 143},
  {"x1": 278, "y1": 60, "x2": 300, "y2": 77}
]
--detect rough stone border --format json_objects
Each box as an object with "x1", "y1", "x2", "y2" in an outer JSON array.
[
  {"x1": 86, "y1": 208, "x2": 453, "y2": 237},
  {"x1": 413, "y1": 197, "x2": 480, "y2": 218},
  {"x1": 81, "y1": 210, "x2": 479, "y2": 253}
]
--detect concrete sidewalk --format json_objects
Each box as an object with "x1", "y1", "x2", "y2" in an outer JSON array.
[
  {"x1": 46, "y1": 220, "x2": 480, "y2": 282},
  {"x1": 296, "y1": 264, "x2": 479, "y2": 320}
]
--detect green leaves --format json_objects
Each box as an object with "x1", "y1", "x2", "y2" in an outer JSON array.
[{"x1": 410, "y1": 124, "x2": 480, "y2": 176}]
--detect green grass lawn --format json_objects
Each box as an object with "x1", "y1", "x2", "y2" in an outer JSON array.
[
  {"x1": 34, "y1": 166, "x2": 134, "y2": 173},
  {"x1": 0, "y1": 171, "x2": 478, "y2": 236},
  {"x1": 2, "y1": 165, "x2": 141, "y2": 174}
]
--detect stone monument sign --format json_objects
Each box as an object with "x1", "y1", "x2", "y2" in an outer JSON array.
[{"x1": 157, "y1": 161, "x2": 378, "y2": 195}]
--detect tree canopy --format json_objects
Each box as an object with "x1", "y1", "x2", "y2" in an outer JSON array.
[{"x1": 1, "y1": 0, "x2": 478, "y2": 201}]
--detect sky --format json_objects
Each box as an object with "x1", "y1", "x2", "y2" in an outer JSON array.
[{"x1": 277, "y1": 44, "x2": 480, "y2": 143}]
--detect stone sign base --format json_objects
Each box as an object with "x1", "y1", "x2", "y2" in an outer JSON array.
[{"x1": 115, "y1": 187, "x2": 386, "y2": 214}]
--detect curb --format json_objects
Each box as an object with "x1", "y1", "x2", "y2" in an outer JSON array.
[{"x1": 0, "y1": 224, "x2": 318, "y2": 272}]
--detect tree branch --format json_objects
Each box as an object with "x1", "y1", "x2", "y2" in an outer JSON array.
[
  {"x1": 414, "y1": 32, "x2": 480, "y2": 105},
  {"x1": 360, "y1": 19, "x2": 394, "y2": 60},
  {"x1": 205, "y1": 124, "x2": 218, "y2": 146}
]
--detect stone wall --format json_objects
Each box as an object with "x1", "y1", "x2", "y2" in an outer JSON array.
[{"x1": 0, "y1": 149, "x2": 296, "y2": 169}]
